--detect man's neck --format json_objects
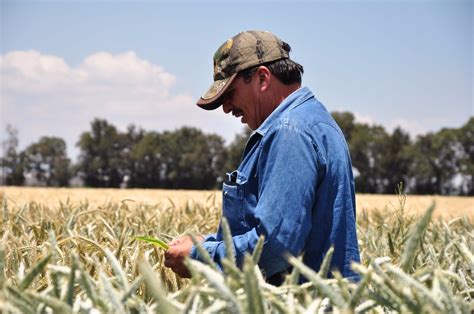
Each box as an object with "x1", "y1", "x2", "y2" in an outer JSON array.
[
  {"x1": 256, "y1": 82, "x2": 302, "y2": 130},
  {"x1": 268, "y1": 82, "x2": 301, "y2": 110}
]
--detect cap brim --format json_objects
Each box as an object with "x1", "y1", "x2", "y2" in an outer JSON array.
[{"x1": 196, "y1": 73, "x2": 237, "y2": 110}]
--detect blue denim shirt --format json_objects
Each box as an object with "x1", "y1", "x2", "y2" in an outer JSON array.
[{"x1": 190, "y1": 87, "x2": 360, "y2": 280}]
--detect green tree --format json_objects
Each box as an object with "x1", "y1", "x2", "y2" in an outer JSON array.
[
  {"x1": 1, "y1": 125, "x2": 25, "y2": 185},
  {"x1": 350, "y1": 124, "x2": 389, "y2": 193},
  {"x1": 119, "y1": 124, "x2": 146, "y2": 187},
  {"x1": 160, "y1": 127, "x2": 226, "y2": 189},
  {"x1": 331, "y1": 111, "x2": 356, "y2": 142},
  {"x1": 225, "y1": 127, "x2": 253, "y2": 172},
  {"x1": 410, "y1": 128, "x2": 463, "y2": 195},
  {"x1": 76, "y1": 118, "x2": 126, "y2": 187},
  {"x1": 457, "y1": 118, "x2": 473, "y2": 195},
  {"x1": 379, "y1": 127, "x2": 413, "y2": 194},
  {"x1": 23, "y1": 136, "x2": 71, "y2": 186},
  {"x1": 434, "y1": 129, "x2": 463, "y2": 194},
  {"x1": 128, "y1": 131, "x2": 164, "y2": 188},
  {"x1": 408, "y1": 133, "x2": 438, "y2": 194}
]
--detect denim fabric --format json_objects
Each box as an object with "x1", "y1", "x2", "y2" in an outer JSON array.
[{"x1": 190, "y1": 87, "x2": 361, "y2": 280}]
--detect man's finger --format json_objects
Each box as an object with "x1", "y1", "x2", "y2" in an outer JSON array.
[
  {"x1": 169, "y1": 237, "x2": 183, "y2": 246},
  {"x1": 168, "y1": 239, "x2": 178, "y2": 246},
  {"x1": 172, "y1": 265, "x2": 190, "y2": 278}
]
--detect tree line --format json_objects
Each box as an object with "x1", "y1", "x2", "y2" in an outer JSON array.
[{"x1": 1, "y1": 113, "x2": 472, "y2": 195}]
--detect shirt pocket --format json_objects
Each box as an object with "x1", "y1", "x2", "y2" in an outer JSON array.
[{"x1": 222, "y1": 170, "x2": 249, "y2": 235}]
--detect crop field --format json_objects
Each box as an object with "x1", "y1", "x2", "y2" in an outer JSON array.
[
  {"x1": 0, "y1": 187, "x2": 473, "y2": 313},
  {"x1": 1, "y1": 186, "x2": 472, "y2": 219}
]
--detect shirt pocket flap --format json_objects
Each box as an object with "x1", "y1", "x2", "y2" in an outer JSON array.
[{"x1": 221, "y1": 170, "x2": 248, "y2": 234}]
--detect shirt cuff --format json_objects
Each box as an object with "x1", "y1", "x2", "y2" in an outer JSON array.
[
  {"x1": 189, "y1": 239, "x2": 220, "y2": 262},
  {"x1": 189, "y1": 233, "x2": 216, "y2": 260},
  {"x1": 204, "y1": 233, "x2": 217, "y2": 241}
]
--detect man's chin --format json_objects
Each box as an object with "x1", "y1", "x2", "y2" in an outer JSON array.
[{"x1": 241, "y1": 119, "x2": 257, "y2": 130}]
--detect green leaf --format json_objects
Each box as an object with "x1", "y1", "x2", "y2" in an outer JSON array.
[
  {"x1": 400, "y1": 202, "x2": 435, "y2": 272},
  {"x1": 221, "y1": 218, "x2": 236, "y2": 265},
  {"x1": 104, "y1": 248, "x2": 129, "y2": 290},
  {"x1": 25, "y1": 290, "x2": 73, "y2": 314},
  {"x1": 243, "y1": 255, "x2": 265, "y2": 314},
  {"x1": 135, "y1": 235, "x2": 169, "y2": 250},
  {"x1": 252, "y1": 235, "x2": 265, "y2": 264},
  {"x1": 288, "y1": 256, "x2": 346, "y2": 308},
  {"x1": 189, "y1": 234, "x2": 219, "y2": 271},
  {"x1": 185, "y1": 259, "x2": 241, "y2": 312},
  {"x1": 139, "y1": 260, "x2": 182, "y2": 314},
  {"x1": 19, "y1": 253, "x2": 52, "y2": 290},
  {"x1": 318, "y1": 246, "x2": 334, "y2": 278},
  {"x1": 0, "y1": 245, "x2": 5, "y2": 289},
  {"x1": 65, "y1": 256, "x2": 77, "y2": 306}
]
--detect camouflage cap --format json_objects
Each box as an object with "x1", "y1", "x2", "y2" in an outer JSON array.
[{"x1": 197, "y1": 30, "x2": 290, "y2": 110}]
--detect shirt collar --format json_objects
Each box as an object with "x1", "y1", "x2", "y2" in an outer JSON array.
[{"x1": 254, "y1": 86, "x2": 314, "y2": 137}]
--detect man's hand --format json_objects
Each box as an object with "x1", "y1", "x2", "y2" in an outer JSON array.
[{"x1": 164, "y1": 235, "x2": 204, "y2": 278}]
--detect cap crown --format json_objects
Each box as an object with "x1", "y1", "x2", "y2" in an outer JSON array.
[{"x1": 213, "y1": 30, "x2": 290, "y2": 81}]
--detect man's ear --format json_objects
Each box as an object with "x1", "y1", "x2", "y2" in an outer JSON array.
[{"x1": 256, "y1": 66, "x2": 271, "y2": 91}]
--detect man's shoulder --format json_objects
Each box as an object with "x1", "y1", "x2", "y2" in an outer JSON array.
[
  {"x1": 260, "y1": 87, "x2": 347, "y2": 146},
  {"x1": 281, "y1": 95, "x2": 342, "y2": 137}
]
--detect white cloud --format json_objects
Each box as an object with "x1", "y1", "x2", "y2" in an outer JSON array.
[
  {"x1": 1, "y1": 50, "x2": 176, "y2": 96},
  {"x1": 1, "y1": 50, "x2": 242, "y2": 160},
  {"x1": 81, "y1": 51, "x2": 175, "y2": 88},
  {"x1": 353, "y1": 112, "x2": 376, "y2": 126}
]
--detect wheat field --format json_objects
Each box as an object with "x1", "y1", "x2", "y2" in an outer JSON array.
[
  {"x1": 1, "y1": 186, "x2": 472, "y2": 219},
  {"x1": 0, "y1": 187, "x2": 473, "y2": 313}
]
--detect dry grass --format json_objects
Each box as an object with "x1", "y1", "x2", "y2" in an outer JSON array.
[
  {"x1": 356, "y1": 194, "x2": 473, "y2": 219},
  {"x1": 1, "y1": 186, "x2": 472, "y2": 219},
  {"x1": 0, "y1": 186, "x2": 220, "y2": 210},
  {"x1": 0, "y1": 186, "x2": 472, "y2": 313}
]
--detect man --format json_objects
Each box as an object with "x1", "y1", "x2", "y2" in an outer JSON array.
[{"x1": 164, "y1": 30, "x2": 360, "y2": 284}]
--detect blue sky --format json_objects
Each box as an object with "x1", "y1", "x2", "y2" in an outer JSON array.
[{"x1": 1, "y1": 0, "x2": 472, "y2": 160}]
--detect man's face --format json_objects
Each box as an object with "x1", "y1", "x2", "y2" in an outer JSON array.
[{"x1": 221, "y1": 74, "x2": 260, "y2": 130}]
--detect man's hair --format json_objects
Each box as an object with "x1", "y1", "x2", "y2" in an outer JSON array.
[{"x1": 240, "y1": 58, "x2": 304, "y2": 85}]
